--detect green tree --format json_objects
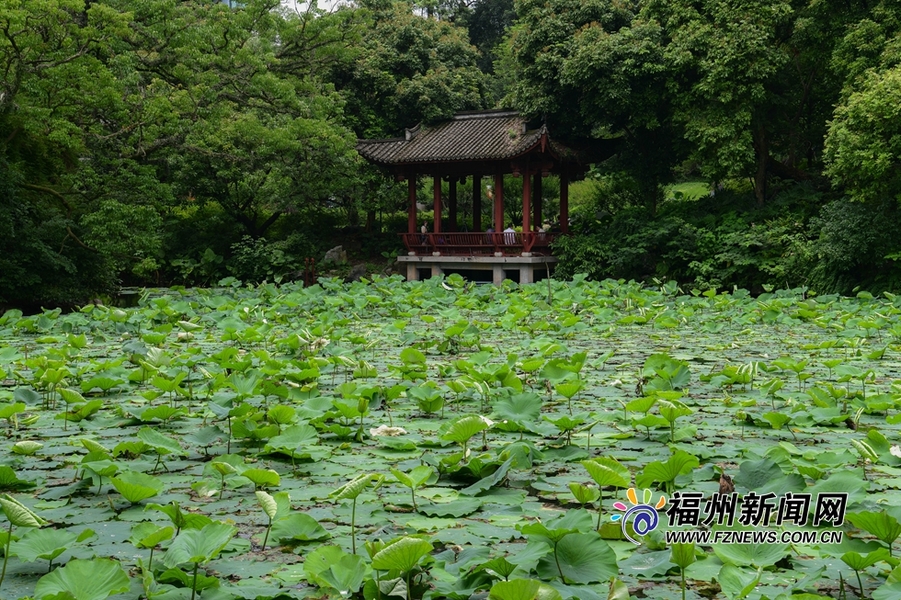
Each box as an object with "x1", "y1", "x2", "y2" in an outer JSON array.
[
  {"x1": 91, "y1": 0, "x2": 360, "y2": 239},
  {"x1": 465, "y1": 0, "x2": 516, "y2": 76},
  {"x1": 643, "y1": 0, "x2": 855, "y2": 206},
  {"x1": 0, "y1": 0, "x2": 128, "y2": 304},
  {"x1": 824, "y1": 1, "x2": 901, "y2": 204},
  {"x1": 0, "y1": 0, "x2": 374, "y2": 299},
  {"x1": 825, "y1": 66, "x2": 901, "y2": 204},
  {"x1": 505, "y1": 0, "x2": 677, "y2": 211},
  {"x1": 505, "y1": 0, "x2": 865, "y2": 209},
  {"x1": 329, "y1": 0, "x2": 489, "y2": 138}
]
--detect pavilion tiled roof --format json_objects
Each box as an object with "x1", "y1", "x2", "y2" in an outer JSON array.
[{"x1": 357, "y1": 110, "x2": 555, "y2": 165}]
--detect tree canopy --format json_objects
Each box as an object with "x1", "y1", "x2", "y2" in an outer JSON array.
[
  {"x1": 329, "y1": 0, "x2": 489, "y2": 138},
  {"x1": 1, "y1": 0, "x2": 487, "y2": 305},
  {"x1": 4, "y1": 0, "x2": 901, "y2": 305},
  {"x1": 503, "y1": 0, "x2": 880, "y2": 207}
]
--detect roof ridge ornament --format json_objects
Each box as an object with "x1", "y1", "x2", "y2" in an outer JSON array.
[{"x1": 405, "y1": 125, "x2": 421, "y2": 141}]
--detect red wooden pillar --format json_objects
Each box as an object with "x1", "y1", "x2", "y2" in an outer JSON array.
[
  {"x1": 522, "y1": 171, "x2": 531, "y2": 234},
  {"x1": 433, "y1": 175, "x2": 441, "y2": 233},
  {"x1": 473, "y1": 175, "x2": 482, "y2": 231},
  {"x1": 448, "y1": 178, "x2": 457, "y2": 232},
  {"x1": 533, "y1": 173, "x2": 543, "y2": 230},
  {"x1": 408, "y1": 174, "x2": 417, "y2": 234},
  {"x1": 560, "y1": 170, "x2": 569, "y2": 234},
  {"x1": 493, "y1": 173, "x2": 504, "y2": 232}
]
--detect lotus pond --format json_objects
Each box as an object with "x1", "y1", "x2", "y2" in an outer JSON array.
[{"x1": 1, "y1": 276, "x2": 901, "y2": 600}]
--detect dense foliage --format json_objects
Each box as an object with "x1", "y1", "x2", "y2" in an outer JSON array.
[
  {"x1": 0, "y1": 0, "x2": 487, "y2": 307},
  {"x1": 552, "y1": 181, "x2": 901, "y2": 295},
  {"x1": 506, "y1": 0, "x2": 901, "y2": 294},
  {"x1": 3, "y1": 0, "x2": 901, "y2": 306}
]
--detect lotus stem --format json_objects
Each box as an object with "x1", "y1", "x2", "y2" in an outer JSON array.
[
  {"x1": 191, "y1": 562, "x2": 199, "y2": 600},
  {"x1": 596, "y1": 490, "x2": 603, "y2": 531},
  {"x1": 351, "y1": 497, "x2": 357, "y2": 555},
  {"x1": 262, "y1": 517, "x2": 271, "y2": 551},
  {"x1": 553, "y1": 540, "x2": 564, "y2": 581},
  {"x1": 0, "y1": 520, "x2": 12, "y2": 590}
]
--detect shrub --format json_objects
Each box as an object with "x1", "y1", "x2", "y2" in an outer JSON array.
[
  {"x1": 807, "y1": 197, "x2": 901, "y2": 294},
  {"x1": 0, "y1": 165, "x2": 115, "y2": 307},
  {"x1": 227, "y1": 235, "x2": 313, "y2": 284},
  {"x1": 80, "y1": 199, "x2": 164, "y2": 283},
  {"x1": 553, "y1": 181, "x2": 823, "y2": 293}
]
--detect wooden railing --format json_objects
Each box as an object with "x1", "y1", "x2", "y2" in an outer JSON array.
[{"x1": 400, "y1": 232, "x2": 557, "y2": 257}]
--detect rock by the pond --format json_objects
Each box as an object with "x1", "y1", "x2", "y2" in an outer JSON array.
[
  {"x1": 322, "y1": 245, "x2": 347, "y2": 265},
  {"x1": 345, "y1": 264, "x2": 368, "y2": 283}
]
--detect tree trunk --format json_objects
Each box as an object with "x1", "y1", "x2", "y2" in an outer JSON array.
[
  {"x1": 346, "y1": 202, "x2": 360, "y2": 228},
  {"x1": 753, "y1": 124, "x2": 768, "y2": 207},
  {"x1": 258, "y1": 213, "x2": 282, "y2": 237},
  {"x1": 638, "y1": 177, "x2": 660, "y2": 216}
]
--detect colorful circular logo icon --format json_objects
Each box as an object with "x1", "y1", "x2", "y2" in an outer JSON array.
[{"x1": 611, "y1": 488, "x2": 668, "y2": 545}]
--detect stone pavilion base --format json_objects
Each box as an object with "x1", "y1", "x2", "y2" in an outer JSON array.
[{"x1": 398, "y1": 255, "x2": 557, "y2": 285}]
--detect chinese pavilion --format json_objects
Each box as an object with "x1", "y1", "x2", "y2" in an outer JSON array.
[{"x1": 356, "y1": 109, "x2": 612, "y2": 283}]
